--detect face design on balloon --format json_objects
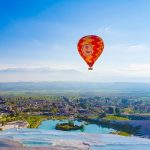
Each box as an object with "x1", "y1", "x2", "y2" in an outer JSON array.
[{"x1": 81, "y1": 44, "x2": 94, "y2": 57}]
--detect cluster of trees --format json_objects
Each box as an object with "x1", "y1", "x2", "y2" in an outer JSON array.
[{"x1": 0, "y1": 113, "x2": 49, "y2": 128}]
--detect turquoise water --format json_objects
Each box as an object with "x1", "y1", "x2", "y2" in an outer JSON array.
[
  {"x1": 0, "y1": 120, "x2": 150, "y2": 150},
  {"x1": 38, "y1": 120, "x2": 115, "y2": 134}
]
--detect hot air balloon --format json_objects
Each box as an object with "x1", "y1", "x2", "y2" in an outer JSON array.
[{"x1": 77, "y1": 35, "x2": 104, "y2": 70}]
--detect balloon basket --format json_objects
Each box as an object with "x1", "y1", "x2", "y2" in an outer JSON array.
[{"x1": 88, "y1": 67, "x2": 93, "y2": 70}]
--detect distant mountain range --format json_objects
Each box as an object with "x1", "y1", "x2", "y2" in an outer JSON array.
[{"x1": 0, "y1": 82, "x2": 150, "y2": 96}]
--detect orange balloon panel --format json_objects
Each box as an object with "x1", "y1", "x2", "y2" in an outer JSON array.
[{"x1": 77, "y1": 35, "x2": 104, "y2": 70}]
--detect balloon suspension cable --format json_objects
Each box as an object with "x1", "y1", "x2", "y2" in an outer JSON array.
[{"x1": 88, "y1": 67, "x2": 93, "y2": 70}]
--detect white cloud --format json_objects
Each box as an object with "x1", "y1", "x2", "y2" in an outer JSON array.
[
  {"x1": 97, "y1": 26, "x2": 113, "y2": 34},
  {"x1": 104, "y1": 26, "x2": 112, "y2": 32},
  {"x1": 112, "y1": 63, "x2": 150, "y2": 77},
  {"x1": 107, "y1": 43, "x2": 149, "y2": 53}
]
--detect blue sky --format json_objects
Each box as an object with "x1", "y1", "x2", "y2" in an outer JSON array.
[{"x1": 0, "y1": 0, "x2": 150, "y2": 82}]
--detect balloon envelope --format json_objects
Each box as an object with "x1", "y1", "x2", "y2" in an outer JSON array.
[{"x1": 77, "y1": 35, "x2": 104, "y2": 70}]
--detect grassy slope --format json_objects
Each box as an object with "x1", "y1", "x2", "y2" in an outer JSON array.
[{"x1": 104, "y1": 115, "x2": 129, "y2": 121}]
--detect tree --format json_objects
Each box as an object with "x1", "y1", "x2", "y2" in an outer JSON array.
[
  {"x1": 115, "y1": 108, "x2": 121, "y2": 115},
  {"x1": 99, "y1": 112, "x2": 106, "y2": 118},
  {"x1": 68, "y1": 120, "x2": 74, "y2": 126},
  {"x1": 108, "y1": 107, "x2": 114, "y2": 114}
]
